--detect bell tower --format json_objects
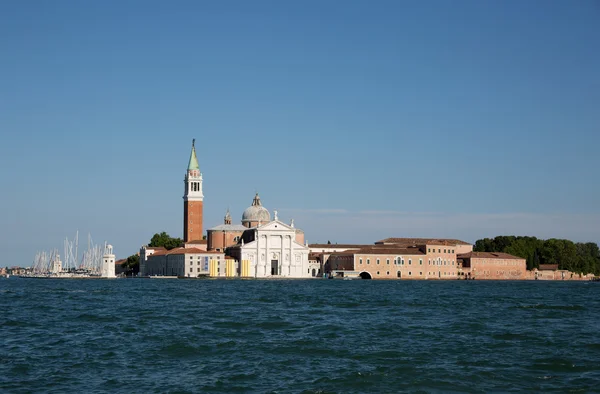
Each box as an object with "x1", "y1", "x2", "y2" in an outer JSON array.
[{"x1": 183, "y1": 139, "x2": 203, "y2": 242}]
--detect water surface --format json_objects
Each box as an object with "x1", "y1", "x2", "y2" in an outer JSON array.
[{"x1": 2, "y1": 278, "x2": 599, "y2": 393}]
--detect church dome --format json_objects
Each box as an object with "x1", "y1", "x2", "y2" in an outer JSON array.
[{"x1": 242, "y1": 193, "x2": 270, "y2": 225}]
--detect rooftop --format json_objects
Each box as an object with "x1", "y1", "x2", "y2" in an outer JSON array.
[
  {"x1": 208, "y1": 224, "x2": 248, "y2": 231},
  {"x1": 457, "y1": 252, "x2": 523, "y2": 260},
  {"x1": 188, "y1": 139, "x2": 200, "y2": 171},
  {"x1": 150, "y1": 247, "x2": 224, "y2": 257},
  {"x1": 376, "y1": 237, "x2": 471, "y2": 246},
  {"x1": 357, "y1": 247, "x2": 426, "y2": 255},
  {"x1": 330, "y1": 246, "x2": 426, "y2": 256},
  {"x1": 309, "y1": 244, "x2": 368, "y2": 249}
]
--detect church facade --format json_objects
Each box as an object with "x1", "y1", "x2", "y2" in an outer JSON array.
[{"x1": 227, "y1": 215, "x2": 310, "y2": 278}]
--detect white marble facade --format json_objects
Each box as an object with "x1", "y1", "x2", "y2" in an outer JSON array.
[{"x1": 233, "y1": 219, "x2": 310, "y2": 278}]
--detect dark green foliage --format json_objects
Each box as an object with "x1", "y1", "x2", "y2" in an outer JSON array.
[
  {"x1": 149, "y1": 232, "x2": 183, "y2": 250},
  {"x1": 121, "y1": 254, "x2": 140, "y2": 276},
  {"x1": 474, "y1": 236, "x2": 600, "y2": 275}
]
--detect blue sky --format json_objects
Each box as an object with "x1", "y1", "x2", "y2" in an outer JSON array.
[{"x1": 1, "y1": 1, "x2": 599, "y2": 266}]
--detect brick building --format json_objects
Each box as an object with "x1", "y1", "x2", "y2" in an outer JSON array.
[{"x1": 457, "y1": 251, "x2": 527, "y2": 280}]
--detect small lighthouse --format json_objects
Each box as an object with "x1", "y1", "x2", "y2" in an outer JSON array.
[{"x1": 102, "y1": 244, "x2": 116, "y2": 278}]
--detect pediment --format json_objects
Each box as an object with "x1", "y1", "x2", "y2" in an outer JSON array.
[{"x1": 258, "y1": 220, "x2": 296, "y2": 232}]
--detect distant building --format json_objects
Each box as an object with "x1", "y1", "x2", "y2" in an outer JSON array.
[
  {"x1": 206, "y1": 209, "x2": 246, "y2": 252},
  {"x1": 140, "y1": 246, "x2": 166, "y2": 277},
  {"x1": 529, "y1": 264, "x2": 592, "y2": 281},
  {"x1": 375, "y1": 238, "x2": 473, "y2": 255},
  {"x1": 115, "y1": 259, "x2": 127, "y2": 276},
  {"x1": 457, "y1": 251, "x2": 526, "y2": 280},
  {"x1": 144, "y1": 247, "x2": 224, "y2": 277},
  {"x1": 324, "y1": 239, "x2": 473, "y2": 279}
]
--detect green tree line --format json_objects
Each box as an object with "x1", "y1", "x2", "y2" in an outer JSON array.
[{"x1": 474, "y1": 236, "x2": 600, "y2": 275}]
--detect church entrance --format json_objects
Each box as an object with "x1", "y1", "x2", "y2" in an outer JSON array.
[{"x1": 271, "y1": 260, "x2": 279, "y2": 276}]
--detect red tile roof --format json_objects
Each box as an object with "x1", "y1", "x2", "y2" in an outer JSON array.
[
  {"x1": 457, "y1": 252, "x2": 523, "y2": 260},
  {"x1": 358, "y1": 247, "x2": 425, "y2": 255},
  {"x1": 330, "y1": 246, "x2": 425, "y2": 256},
  {"x1": 148, "y1": 247, "x2": 223, "y2": 257},
  {"x1": 309, "y1": 244, "x2": 368, "y2": 249},
  {"x1": 166, "y1": 247, "x2": 222, "y2": 255},
  {"x1": 376, "y1": 238, "x2": 471, "y2": 246}
]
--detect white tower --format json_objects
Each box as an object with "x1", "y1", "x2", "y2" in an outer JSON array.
[
  {"x1": 52, "y1": 254, "x2": 63, "y2": 274},
  {"x1": 102, "y1": 244, "x2": 116, "y2": 278}
]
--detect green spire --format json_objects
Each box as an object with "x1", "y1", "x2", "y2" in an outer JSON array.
[{"x1": 188, "y1": 139, "x2": 200, "y2": 171}]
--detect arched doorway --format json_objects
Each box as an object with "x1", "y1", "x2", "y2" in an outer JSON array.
[
  {"x1": 311, "y1": 268, "x2": 316, "y2": 277},
  {"x1": 359, "y1": 272, "x2": 372, "y2": 279}
]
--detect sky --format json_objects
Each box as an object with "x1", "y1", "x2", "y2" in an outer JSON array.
[{"x1": 1, "y1": 0, "x2": 599, "y2": 267}]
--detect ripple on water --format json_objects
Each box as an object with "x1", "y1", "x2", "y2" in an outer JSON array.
[{"x1": 1, "y1": 279, "x2": 599, "y2": 393}]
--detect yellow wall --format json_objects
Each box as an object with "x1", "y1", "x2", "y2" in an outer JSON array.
[
  {"x1": 225, "y1": 259, "x2": 236, "y2": 277},
  {"x1": 209, "y1": 260, "x2": 219, "y2": 277},
  {"x1": 241, "y1": 260, "x2": 251, "y2": 277}
]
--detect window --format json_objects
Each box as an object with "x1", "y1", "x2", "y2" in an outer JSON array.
[
  {"x1": 428, "y1": 248, "x2": 431, "y2": 252},
  {"x1": 386, "y1": 259, "x2": 390, "y2": 265},
  {"x1": 438, "y1": 249, "x2": 441, "y2": 253},
  {"x1": 401, "y1": 259, "x2": 405, "y2": 265},
  {"x1": 444, "y1": 249, "x2": 446, "y2": 253},
  {"x1": 419, "y1": 259, "x2": 423, "y2": 265},
  {"x1": 377, "y1": 271, "x2": 380, "y2": 275},
  {"x1": 409, "y1": 272, "x2": 412, "y2": 276},
  {"x1": 190, "y1": 268, "x2": 193, "y2": 272},
  {"x1": 408, "y1": 259, "x2": 412, "y2": 265},
  {"x1": 451, "y1": 249, "x2": 454, "y2": 253},
  {"x1": 377, "y1": 259, "x2": 380, "y2": 265},
  {"x1": 359, "y1": 258, "x2": 363, "y2": 265},
  {"x1": 386, "y1": 271, "x2": 389, "y2": 275},
  {"x1": 197, "y1": 268, "x2": 200, "y2": 272},
  {"x1": 419, "y1": 272, "x2": 422, "y2": 275},
  {"x1": 367, "y1": 259, "x2": 370, "y2": 265}
]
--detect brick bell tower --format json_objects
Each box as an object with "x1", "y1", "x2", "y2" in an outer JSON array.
[{"x1": 183, "y1": 139, "x2": 203, "y2": 242}]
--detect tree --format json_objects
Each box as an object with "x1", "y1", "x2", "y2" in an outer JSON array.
[
  {"x1": 474, "y1": 235, "x2": 600, "y2": 275},
  {"x1": 149, "y1": 232, "x2": 182, "y2": 250},
  {"x1": 327, "y1": 240, "x2": 332, "y2": 245},
  {"x1": 121, "y1": 254, "x2": 140, "y2": 276}
]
